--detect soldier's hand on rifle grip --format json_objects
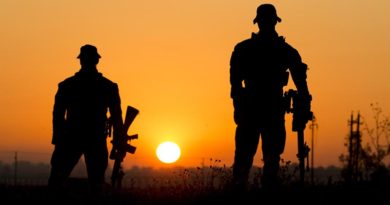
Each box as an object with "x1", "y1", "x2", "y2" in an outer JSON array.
[{"x1": 292, "y1": 93, "x2": 313, "y2": 131}]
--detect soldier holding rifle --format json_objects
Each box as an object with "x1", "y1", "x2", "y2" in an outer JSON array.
[
  {"x1": 49, "y1": 44, "x2": 124, "y2": 194},
  {"x1": 230, "y1": 4, "x2": 312, "y2": 190}
]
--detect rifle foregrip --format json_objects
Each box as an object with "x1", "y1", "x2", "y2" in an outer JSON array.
[{"x1": 126, "y1": 144, "x2": 136, "y2": 154}]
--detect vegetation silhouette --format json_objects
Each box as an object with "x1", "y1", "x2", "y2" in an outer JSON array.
[
  {"x1": 339, "y1": 103, "x2": 390, "y2": 185},
  {"x1": 0, "y1": 158, "x2": 388, "y2": 204}
]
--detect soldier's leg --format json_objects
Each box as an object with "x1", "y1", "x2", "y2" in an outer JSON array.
[
  {"x1": 48, "y1": 144, "x2": 82, "y2": 188},
  {"x1": 261, "y1": 118, "x2": 286, "y2": 188},
  {"x1": 233, "y1": 124, "x2": 261, "y2": 188},
  {"x1": 84, "y1": 139, "x2": 108, "y2": 192}
]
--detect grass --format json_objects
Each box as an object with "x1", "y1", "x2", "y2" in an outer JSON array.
[
  {"x1": 0, "y1": 180, "x2": 387, "y2": 205},
  {"x1": 0, "y1": 160, "x2": 388, "y2": 204}
]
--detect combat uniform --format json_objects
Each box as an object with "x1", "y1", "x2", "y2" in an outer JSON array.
[
  {"x1": 230, "y1": 31, "x2": 309, "y2": 187},
  {"x1": 49, "y1": 67, "x2": 122, "y2": 188}
]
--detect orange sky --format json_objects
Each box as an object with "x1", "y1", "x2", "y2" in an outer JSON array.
[{"x1": 1, "y1": 0, "x2": 390, "y2": 169}]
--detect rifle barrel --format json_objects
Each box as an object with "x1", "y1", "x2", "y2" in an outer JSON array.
[{"x1": 298, "y1": 130, "x2": 305, "y2": 186}]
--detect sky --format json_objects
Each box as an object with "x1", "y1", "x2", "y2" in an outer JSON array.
[{"x1": 0, "y1": 0, "x2": 390, "y2": 170}]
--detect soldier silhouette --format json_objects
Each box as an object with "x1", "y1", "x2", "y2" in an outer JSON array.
[
  {"x1": 230, "y1": 4, "x2": 311, "y2": 190},
  {"x1": 48, "y1": 44, "x2": 123, "y2": 194}
]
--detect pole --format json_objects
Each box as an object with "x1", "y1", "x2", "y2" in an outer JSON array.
[
  {"x1": 348, "y1": 113, "x2": 353, "y2": 182},
  {"x1": 297, "y1": 130, "x2": 305, "y2": 186},
  {"x1": 355, "y1": 113, "x2": 361, "y2": 180},
  {"x1": 14, "y1": 151, "x2": 17, "y2": 186},
  {"x1": 310, "y1": 115, "x2": 317, "y2": 184}
]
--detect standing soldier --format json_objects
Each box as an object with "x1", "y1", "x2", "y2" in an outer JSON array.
[
  {"x1": 230, "y1": 4, "x2": 311, "y2": 190},
  {"x1": 49, "y1": 44, "x2": 123, "y2": 194}
]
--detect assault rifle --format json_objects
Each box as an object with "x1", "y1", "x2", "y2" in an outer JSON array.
[
  {"x1": 107, "y1": 105, "x2": 139, "y2": 189},
  {"x1": 284, "y1": 89, "x2": 313, "y2": 186}
]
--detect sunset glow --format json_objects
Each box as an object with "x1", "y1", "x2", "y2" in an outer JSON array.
[{"x1": 0, "y1": 1, "x2": 390, "y2": 169}]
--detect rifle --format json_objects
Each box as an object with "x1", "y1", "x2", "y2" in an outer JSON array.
[
  {"x1": 284, "y1": 89, "x2": 313, "y2": 186},
  {"x1": 107, "y1": 105, "x2": 139, "y2": 189}
]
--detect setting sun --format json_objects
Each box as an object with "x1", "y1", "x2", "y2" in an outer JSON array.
[{"x1": 156, "y1": 141, "x2": 181, "y2": 164}]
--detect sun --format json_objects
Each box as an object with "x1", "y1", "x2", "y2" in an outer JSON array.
[{"x1": 156, "y1": 141, "x2": 181, "y2": 164}]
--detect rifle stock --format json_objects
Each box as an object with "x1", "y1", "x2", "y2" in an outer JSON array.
[{"x1": 109, "y1": 105, "x2": 139, "y2": 189}]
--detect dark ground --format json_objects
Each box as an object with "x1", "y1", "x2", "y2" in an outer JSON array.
[{"x1": 0, "y1": 181, "x2": 388, "y2": 205}]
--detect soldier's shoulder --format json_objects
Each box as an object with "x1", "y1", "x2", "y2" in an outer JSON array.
[
  {"x1": 58, "y1": 75, "x2": 77, "y2": 87},
  {"x1": 234, "y1": 38, "x2": 254, "y2": 50},
  {"x1": 279, "y1": 36, "x2": 298, "y2": 52},
  {"x1": 99, "y1": 74, "x2": 119, "y2": 88}
]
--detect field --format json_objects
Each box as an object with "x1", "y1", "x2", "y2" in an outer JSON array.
[
  {"x1": 0, "y1": 181, "x2": 388, "y2": 205},
  {"x1": 0, "y1": 164, "x2": 388, "y2": 205}
]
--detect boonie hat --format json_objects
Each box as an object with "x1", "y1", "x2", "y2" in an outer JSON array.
[
  {"x1": 253, "y1": 4, "x2": 282, "y2": 24},
  {"x1": 77, "y1": 44, "x2": 101, "y2": 59}
]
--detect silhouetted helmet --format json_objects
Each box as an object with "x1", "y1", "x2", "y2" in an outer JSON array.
[
  {"x1": 77, "y1": 44, "x2": 101, "y2": 59},
  {"x1": 253, "y1": 4, "x2": 282, "y2": 24}
]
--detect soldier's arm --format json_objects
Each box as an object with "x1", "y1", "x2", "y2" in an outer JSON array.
[
  {"x1": 52, "y1": 83, "x2": 67, "y2": 145},
  {"x1": 288, "y1": 45, "x2": 313, "y2": 129},
  {"x1": 109, "y1": 83, "x2": 123, "y2": 141},
  {"x1": 230, "y1": 46, "x2": 245, "y2": 107},
  {"x1": 287, "y1": 47, "x2": 310, "y2": 97}
]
